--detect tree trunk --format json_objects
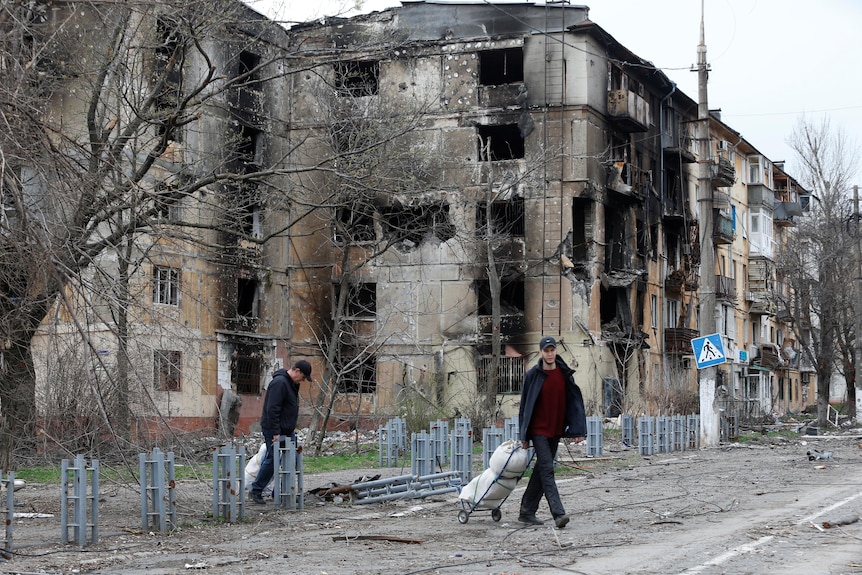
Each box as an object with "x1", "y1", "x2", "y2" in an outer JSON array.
[{"x1": 0, "y1": 338, "x2": 37, "y2": 469}]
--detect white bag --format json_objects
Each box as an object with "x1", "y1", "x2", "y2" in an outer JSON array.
[
  {"x1": 488, "y1": 440, "x2": 530, "y2": 479},
  {"x1": 458, "y1": 468, "x2": 518, "y2": 506},
  {"x1": 244, "y1": 443, "x2": 269, "y2": 489}
]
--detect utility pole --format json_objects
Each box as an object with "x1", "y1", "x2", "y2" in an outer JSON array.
[
  {"x1": 853, "y1": 186, "x2": 862, "y2": 422},
  {"x1": 695, "y1": 0, "x2": 719, "y2": 447}
]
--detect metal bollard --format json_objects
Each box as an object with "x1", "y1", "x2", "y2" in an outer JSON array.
[
  {"x1": 212, "y1": 444, "x2": 245, "y2": 522},
  {"x1": 274, "y1": 438, "x2": 303, "y2": 510},
  {"x1": 60, "y1": 454, "x2": 99, "y2": 546},
  {"x1": 140, "y1": 448, "x2": 176, "y2": 533}
]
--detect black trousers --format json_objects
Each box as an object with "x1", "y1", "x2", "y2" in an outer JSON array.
[{"x1": 519, "y1": 435, "x2": 565, "y2": 518}]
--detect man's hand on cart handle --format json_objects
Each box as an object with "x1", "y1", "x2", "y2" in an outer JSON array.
[{"x1": 521, "y1": 441, "x2": 530, "y2": 450}]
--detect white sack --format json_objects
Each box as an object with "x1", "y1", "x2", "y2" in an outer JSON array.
[
  {"x1": 488, "y1": 440, "x2": 530, "y2": 479},
  {"x1": 458, "y1": 468, "x2": 517, "y2": 506},
  {"x1": 244, "y1": 443, "x2": 268, "y2": 489}
]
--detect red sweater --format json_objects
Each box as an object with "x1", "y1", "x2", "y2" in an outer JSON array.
[{"x1": 529, "y1": 366, "x2": 566, "y2": 437}]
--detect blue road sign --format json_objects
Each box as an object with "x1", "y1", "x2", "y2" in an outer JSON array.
[{"x1": 691, "y1": 333, "x2": 726, "y2": 369}]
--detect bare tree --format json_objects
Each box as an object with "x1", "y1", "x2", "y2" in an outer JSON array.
[
  {"x1": 0, "y1": 0, "x2": 307, "y2": 463},
  {"x1": 778, "y1": 116, "x2": 860, "y2": 427}
]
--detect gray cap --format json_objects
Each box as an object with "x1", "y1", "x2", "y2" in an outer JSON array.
[{"x1": 539, "y1": 336, "x2": 557, "y2": 350}]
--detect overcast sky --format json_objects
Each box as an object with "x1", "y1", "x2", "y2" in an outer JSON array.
[{"x1": 243, "y1": 0, "x2": 862, "y2": 181}]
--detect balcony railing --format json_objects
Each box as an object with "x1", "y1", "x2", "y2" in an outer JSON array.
[
  {"x1": 713, "y1": 211, "x2": 734, "y2": 244},
  {"x1": 665, "y1": 327, "x2": 699, "y2": 354},
  {"x1": 607, "y1": 89, "x2": 650, "y2": 132},
  {"x1": 710, "y1": 152, "x2": 735, "y2": 187},
  {"x1": 715, "y1": 275, "x2": 737, "y2": 302}
]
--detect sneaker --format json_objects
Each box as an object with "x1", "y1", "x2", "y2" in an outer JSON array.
[
  {"x1": 554, "y1": 514, "x2": 570, "y2": 529},
  {"x1": 518, "y1": 514, "x2": 545, "y2": 525},
  {"x1": 251, "y1": 492, "x2": 266, "y2": 505}
]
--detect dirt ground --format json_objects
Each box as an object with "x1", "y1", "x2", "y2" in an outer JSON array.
[{"x1": 2, "y1": 429, "x2": 862, "y2": 575}]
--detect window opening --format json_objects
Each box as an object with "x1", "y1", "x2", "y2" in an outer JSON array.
[
  {"x1": 335, "y1": 60, "x2": 379, "y2": 97},
  {"x1": 335, "y1": 205, "x2": 375, "y2": 244},
  {"x1": 237, "y1": 278, "x2": 259, "y2": 318},
  {"x1": 154, "y1": 350, "x2": 181, "y2": 391},
  {"x1": 153, "y1": 266, "x2": 180, "y2": 306},
  {"x1": 232, "y1": 344, "x2": 262, "y2": 395},
  {"x1": 476, "y1": 197, "x2": 525, "y2": 236},
  {"x1": 478, "y1": 47, "x2": 524, "y2": 85},
  {"x1": 572, "y1": 197, "x2": 592, "y2": 260},
  {"x1": 478, "y1": 124, "x2": 525, "y2": 161},
  {"x1": 335, "y1": 282, "x2": 377, "y2": 318},
  {"x1": 475, "y1": 276, "x2": 525, "y2": 316},
  {"x1": 337, "y1": 351, "x2": 377, "y2": 394}
]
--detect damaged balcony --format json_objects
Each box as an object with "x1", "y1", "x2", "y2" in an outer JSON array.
[
  {"x1": 664, "y1": 327, "x2": 699, "y2": 355},
  {"x1": 607, "y1": 161, "x2": 651, "y2": 199},
  {"x1": 710, "y1": 152, "x2": 735, "y2": 187},
  {"x1": 715, "y1": 275, "x2": 736, "y2": 303},
  {"x1": 607, "y1": 89, "x2": 650, "y2": 132},
  {"x1": 750, "y1": 343, "x2": 781, "y2": 371},
  {"x1": 664, "y1": 268, "x2": 698, "y2": 293},
  {"x1": 774, "y1": 200, "x2": 804, "y2": 226},
  {"x1": 662, "y1": 126, "x2": 696, "y2": 163},
  {"x1": 713, "y1": 210, "x2": 734, "y2": 245}
]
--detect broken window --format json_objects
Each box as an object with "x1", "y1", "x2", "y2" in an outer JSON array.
[
  {"x1": 153, "y1": 17, "x2": 184, "y2": 140},
  {"x1": 478, "y1": 47, "x2": 524, "y2": 85},
  {"x1": 605, "y1": 205, "x2": 629, "y2": 270},
  {"x1": 475, "y1": 276, "x2": 525, "y2": 316},
  {"x1": 334, "y1": 205, "x2": 375, "y2": 244},
  {"x1": 153, "y1": 266, "x2": 180, "y2": 306},
  {"x1": 232, "y1": 344, "x2": 262, "y2": 395},
  {"x1": 476, "y1": 197, "x2": 525, "y2": 236},
  {"x1": 154, "y1": 180, "x2": 182, "y2": 223},
  {"x1": 478, "y1": 124, "x2": 525, "y2": 161},
  {"x1": 336, "y1": 350, "x2": 377, "y2": 394},
  {"x1": 237, "y1": 50, "x2": 260, "y2": 84},
  {"x1": 380, "y1": 203, "x2": 455, "y2": 248},
  {"x1": 335, "y1": 282, "x2": 377, "y2": 318},
  {"x1": 600, "y1": 286, "x2": 631, "y2": 328},
  {"x1": 237, "y1": 277, "x2": 259, "y2": 318},
  {"x1": 572, "y1": 197, "x2": 592, "y2": 260},
  {"x1": 154, "y1": 349, "x2": 181, "y2": 391},
  {"x1": 335, "y1": 60, "x2": 379, "y2": 97}
]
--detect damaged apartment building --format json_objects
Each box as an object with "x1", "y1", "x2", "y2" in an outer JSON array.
[
  {"x1": 24, "y1": 0, "x2": 811, "y2": 438},
  {"x1": 279, "y1": 0, "x2": 811, "y2": 427}
]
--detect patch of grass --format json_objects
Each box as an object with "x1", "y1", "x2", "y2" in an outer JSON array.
[
  {"x1": 10, "y1": 465, "x2": 61, "y2": 484},
  {"x1": 303, "y1": 450, "x2": 380, "y2": 473}
]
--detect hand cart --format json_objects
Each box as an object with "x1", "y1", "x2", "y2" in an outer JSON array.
[{"x1": 456, "y1": 444, "x2": 532, "y2": 524}]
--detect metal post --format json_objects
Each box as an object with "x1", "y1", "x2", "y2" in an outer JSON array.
[
  {"x1": 695, "y1": 0, "x2": 719, "y2": 447},
  {"x1": 853, "y1": 186, "x2": 862, "y2": 421}
]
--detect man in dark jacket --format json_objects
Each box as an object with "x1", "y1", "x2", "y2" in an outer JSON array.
[
  {"x1": 250, "y1": 360, "x2": 312, "y2": 504},
  {"x1": 518, "y1": 336, "x2": 586, "y2": 528}
]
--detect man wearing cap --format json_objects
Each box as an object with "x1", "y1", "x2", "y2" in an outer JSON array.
[
  {"x1": 250, "y1": 360, "x2": 312, "y2": 504},
  {"x1": 517, "y1": 336, "x2": 586, "y2": 528}
]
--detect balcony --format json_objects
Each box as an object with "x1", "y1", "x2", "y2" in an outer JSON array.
[
  {"x1": 774, "y1": 201, "x2": 804, "y2": 226},
  {"x1": 747, "y1": 183, "x2": 775, "y2": 209},
  {"x1": 665, "y1": 327, "x2": 699, "y2": 354},
  {"x1": 607, "y1": 89, "x2": 650, "y2": 132},
  {"x1": 710, "y1": 153, "x2": 735, "y2": 187},
  {"x1": 751, "y1": 343, "x2": 781, "y2": 371},
  {"x1": 713, "y1": 210, "x2": 735, "y2": 244},
  {"x1": 665, "y1": 268, "x2": 698, "y2": 292},
  {"x1": 715, "y1": 275, "x2": 736, "y2": 303}
]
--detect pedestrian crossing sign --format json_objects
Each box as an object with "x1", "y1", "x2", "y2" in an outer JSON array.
[{"x1": 691, "y1": 333, "x2": 727, "y2": 369}]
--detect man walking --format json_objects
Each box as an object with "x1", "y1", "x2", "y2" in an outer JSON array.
[
  {"x1": 250, "y1": 360, "x2": 312, "y2": 504},
  {"x1": 518, "y1": 336, "x2": 586, "y2": 528}
]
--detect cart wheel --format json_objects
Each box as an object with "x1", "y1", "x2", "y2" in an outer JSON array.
[
  {"x1": 458, "y1": 510, "x2": 469, "y2": 524},
  {"x1": 491, "y1": 508, "x2": 502, "y2": 522}
]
